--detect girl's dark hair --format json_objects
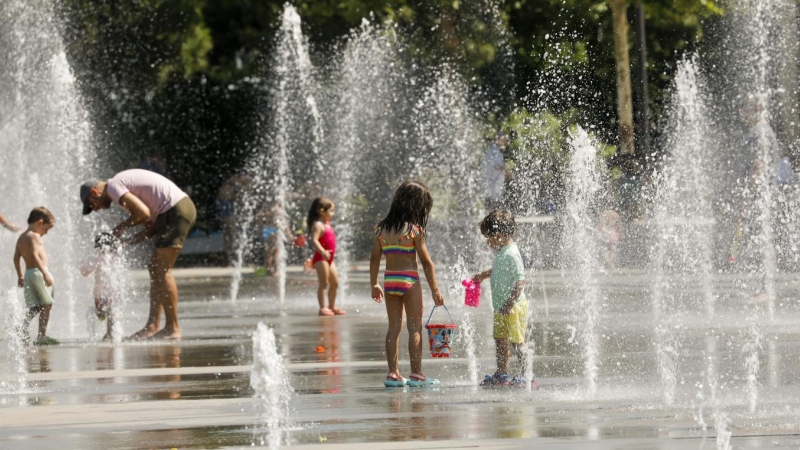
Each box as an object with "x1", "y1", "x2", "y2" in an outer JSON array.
[
  {"x1": 380, "y1": 180, "x2": 433, "y2": 234},
  {"x1": 306, "y1": 197, "x2": 334, "y2": 236},
  {"x1": 479, "y1": 209, "x2": 516, "y2": 237}
]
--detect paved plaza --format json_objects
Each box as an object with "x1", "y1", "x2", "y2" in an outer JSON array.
[{"x1": 2, "y1": 266, "x2": 800, "y2": 449}]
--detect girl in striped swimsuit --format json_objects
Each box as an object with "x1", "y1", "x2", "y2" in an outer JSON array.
[{"x1": 370, "y1": 180, "x2": 445, "y2": 387}]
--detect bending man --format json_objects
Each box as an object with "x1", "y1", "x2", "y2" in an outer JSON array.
[{"x1": 80, "y1": 169, "x2": 196, "y2": 340}]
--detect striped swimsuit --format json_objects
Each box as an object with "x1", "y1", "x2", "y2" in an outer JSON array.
[{"x1": 375, "y1": 222, "x2": 421, "y2": 297}]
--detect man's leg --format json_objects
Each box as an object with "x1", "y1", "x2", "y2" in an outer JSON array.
[
  {"x1": 150, "y1": 247, "x2": 183, "y2": 339},
  {"x1": 127, "y1": 261, "x2": 166, "y2": 340}
]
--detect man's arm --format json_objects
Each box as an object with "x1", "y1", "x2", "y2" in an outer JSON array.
[
  {"x1": 111, "y1": 193, "x2": 152, "y2": 237},
  {"x1": 124, "y1": 222, "x2": 157, "y2": 246}
]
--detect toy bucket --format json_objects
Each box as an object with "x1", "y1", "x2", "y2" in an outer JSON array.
[
  {"x1": 461, "y1": 278, "x2": 481, "y2": 307},
  {"x1": 425, "y1": 305, "x2": 457, "y2": 358}
]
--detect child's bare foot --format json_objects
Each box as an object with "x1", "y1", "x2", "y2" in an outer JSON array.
[
  {"x1": 331, "y1": 307, "x2": 346, "y2": 315},
  {"x1": 102, "y1": 332, "x2": 113, "y2": 342},
  {"x1": 318, "y1": 307, "x2": 334, "y2": 316},
  {"x1": 149, "y1": 328, "x2": 182, "y2": 340},
  {"x1": 125, "y1": 327, "x2": 157, "y2": 341}
]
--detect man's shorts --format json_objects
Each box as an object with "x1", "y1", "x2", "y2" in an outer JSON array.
[
  {"x1": 155, "y1": 197, "x2": 197, "y2": 249},
  {"x1": 24, "y1": 268, "x2": 54, "y2": 308},
  {"x1": 493, "y1": 300, "x2": 528, "y2": 344}
]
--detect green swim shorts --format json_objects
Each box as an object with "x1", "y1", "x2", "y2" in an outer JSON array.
[
  {"x1": 24, "y1": 268, "x2": 54, "y2": 308},
  {"x1": 155, "y1": 196, "x2": 197, "y2": 249}
]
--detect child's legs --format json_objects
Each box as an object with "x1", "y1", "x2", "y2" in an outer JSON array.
[
  {"x1": 314, "y1": 261, "x2": 331, "y2": 309},
  {"x1": 24, "y1": 306, "x2": 40, "y2": 328},
  {"x1": 384, "y1": 297, "x2": 405, "y2": 375},
  {"x1": 403, "y1": 282, "x2": 424, "y2": 375},
  {"x1": 495, "y1": 338, "x2": 510, "y2": 374},
  {"x1": 37, "y1": 305, "x2": 52, "y2": 338},
  {"x1": 510, "y1": 342, "x2": 526, "y2": 373},
  {"x1": 327, "y1": 262, "x2": 339, "y2": 309},
  {"x1": 107, "y1": 306, "x2": 115, "y2": 336},
  {"x1": 265, "y1": 235, "x2": 278, "y2": 271},
  {"x1": 507, "y1": 301, "x2": 529, "y2": 374},
  {"x1": 493, "y1": 312, "x2": 511, "y2": 374}
]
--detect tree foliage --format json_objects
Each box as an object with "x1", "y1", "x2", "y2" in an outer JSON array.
[{"x1": 58, "y1": 0, "x2": 723, "y2": 228}]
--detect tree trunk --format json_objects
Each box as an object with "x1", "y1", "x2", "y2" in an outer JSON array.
[{"x1": 608, "y1": 0, "x2": 635, "y2": 155}]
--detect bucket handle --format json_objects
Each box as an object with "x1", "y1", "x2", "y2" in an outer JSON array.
[{"x1": 425, "y1": 305, "x2": 454, "y2": 327}]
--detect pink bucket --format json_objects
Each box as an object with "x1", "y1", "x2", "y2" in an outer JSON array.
[
  {"x1": 462, "y1": 278, "x2": 481, "y2": 307},
  {"x1": 425, "y1": 306, "x2": 457, "y2": 358}
]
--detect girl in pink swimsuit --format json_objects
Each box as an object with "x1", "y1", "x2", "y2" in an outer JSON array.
[
  {"x1": 307, "y1": 197, "x2": 345, "y2": 316},
  {"x1": 369, "y1": 180, "x2": 445, "y2": 387}
]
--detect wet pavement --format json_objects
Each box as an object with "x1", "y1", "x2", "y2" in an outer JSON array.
[{"x1": 3, "y1": 266, "x2": 800, "y2": 449}]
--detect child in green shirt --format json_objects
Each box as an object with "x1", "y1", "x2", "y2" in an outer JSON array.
[{"x1": 471, "y1": 209, "x2": 530, "y2": 386}]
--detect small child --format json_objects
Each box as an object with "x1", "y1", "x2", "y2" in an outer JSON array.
[
  {"x1": 370, "y1": 180, "x2": 445, "y2": 387},
  {"x1": 80, "y1": 232, "x2": 121, "y2": 341},
  {"x1": 13, "y1": 207, "x2": 58, "y2": 346},
  {"x1": 471, "y1": 209, "x2": 529, "y2": 387},
  {"x1": 307, "y1": 197, "x2": 345, "y2": 316}
]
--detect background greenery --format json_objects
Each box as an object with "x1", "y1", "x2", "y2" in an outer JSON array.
[{"x1": 58, "y1": 0, "x2": 722, "y2": 233}]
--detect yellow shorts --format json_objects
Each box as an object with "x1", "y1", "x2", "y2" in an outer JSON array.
[{"x1": 493, "y1": 300, "x2": 528, "y2": 344}]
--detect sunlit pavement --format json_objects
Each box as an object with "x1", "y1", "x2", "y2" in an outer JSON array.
[{"x1": 3, "y1": 266, "x2": 800, "y2": 449}]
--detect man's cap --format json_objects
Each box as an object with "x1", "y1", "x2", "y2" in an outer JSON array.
[{"x1": 80, "y1": 179, "x2": 101, "y2": 215}]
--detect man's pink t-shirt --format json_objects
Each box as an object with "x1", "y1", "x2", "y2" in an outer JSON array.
[{"x1": 106, "y1": 169, "x2": 187, "y2": 221}]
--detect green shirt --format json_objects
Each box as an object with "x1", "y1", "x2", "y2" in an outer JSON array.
[{"x1": 490, "y1": 242, "x2": 526, "y2": 311}]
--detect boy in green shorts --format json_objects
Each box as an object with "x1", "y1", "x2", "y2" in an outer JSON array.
[
  {"x1": 471, "y1": 209, "x2": 529, "y2": 386},
  {"x1": 13, "y1": 207, "x2": 58, "y2": 345}
]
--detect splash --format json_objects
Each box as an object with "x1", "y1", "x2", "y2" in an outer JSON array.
[
  {"x1": 563, "y1": 127, "x2": 604, "y2": 397},
  {"x1": 251, "y1": 322, "x2": 293, "y2": 448}
]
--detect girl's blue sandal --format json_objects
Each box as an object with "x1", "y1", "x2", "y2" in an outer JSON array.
[
  {"x1": 384, "y1": 373, "x2": 407, "y2": 388},
  {"x1": 407, "y1": 373, "x2": 439, "y2": 387}
]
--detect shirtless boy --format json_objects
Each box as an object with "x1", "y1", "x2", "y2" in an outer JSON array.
[{"x1": 13, "y1": 207, "x2": 58, "y2": 345}]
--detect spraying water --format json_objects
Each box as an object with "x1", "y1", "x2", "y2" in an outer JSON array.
[
  {"x1": 251, "y1": 322, "x2": 292, "y2": 448},
  {"x1": 232, "y1": 5, "x2": 325, "y2": 304},
  {"x1": 563, "y1": 127, "x2": 604, "y2": 397},
  {"x1": 650, "y1": 58, "x2": 717, "y2": 405},
  {"x1": 0, "y1": 289, "x2": 28, "y2": 394},
  {"x1": 0, "y1": 0, "x2": 96, "y2": 337}
]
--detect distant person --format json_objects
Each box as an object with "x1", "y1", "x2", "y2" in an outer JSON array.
[
  {"x1": 307, "y1": 197, "x2": 344, "y2": 316},
  {"x1": 370, "y1": 180, "x2": 445, "y2": 387},
  {"x1": 482, "y1": 132, "x2": 511, "y2": 211},
  {"x1": 80, "y1": 169, "x2": 196, "y2": 340},
  {"x1": 258, "y1": 200, "x2": 294, "y2": 275},
  {"x1": 80, "y1": 232, "x2": 122, "y2": 342},
  {"x1": 729, "y1": 94, "x2": 792, "y2": 263},
  {"x1": 597, "y1": 209, "x2": 622, "y2": 269},
  {"x1": 215, "y1": 173, "x2": 250, "y2": 265},
  {"x1": 471, "y1": 209, "x2": 532, "y2": 387},
  {"x1": 0, "y1": 211, "x2": 20, "y2": 232},
  {"x1": 13, "y1": 207, "x2": 58, "y2": 346}
]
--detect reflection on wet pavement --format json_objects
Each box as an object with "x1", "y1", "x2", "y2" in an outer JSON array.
[{"x1": 2, "y1": 271, "x2": 800, "y2": 448}]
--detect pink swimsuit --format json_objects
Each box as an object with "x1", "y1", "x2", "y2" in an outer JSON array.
[{"x1": 311, "y1": 222, "x2": 336, "y2": 265}]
